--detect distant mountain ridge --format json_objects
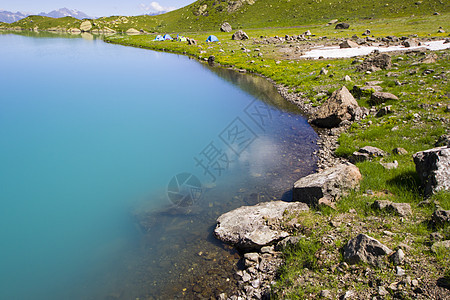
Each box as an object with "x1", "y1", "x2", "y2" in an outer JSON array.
[{"x1": 0, "y1": 8, "x2": 91, "y2": 23}]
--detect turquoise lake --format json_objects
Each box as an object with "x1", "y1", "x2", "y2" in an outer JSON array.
[{"x1": 0, "y1": 32, "x2": 318, "y2": 299}]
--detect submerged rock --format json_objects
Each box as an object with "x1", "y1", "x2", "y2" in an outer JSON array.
[
  {"x1": 293, "y1": 163, "x2": 362, "y2": 206},
  {"x1": 214, "y1": 201, "x2": 309, "y2": 251}
]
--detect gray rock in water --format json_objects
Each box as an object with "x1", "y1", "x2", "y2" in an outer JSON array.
[
  {"x1": 432, "y1": 209, "x2": 450, "y2": 226},
  {"x1": 335, "y1": 22, "x2": 350, "y2": 29},
  {"x1": 293, "y1": 163, "x2": 362, "y2": 206},
  {"x1": 370, "y1": 92, "x2": 399, "y2": 105},
  {"x1": 413, "y1": 146, "x2": 450, "y2": 197},
  {"x1": 207, "y1": 55, "x2": 215, "y2": 66},
  {"x1": 220, "y1": 22, "x2": 232, "y2": 32},
  {"x1": 340, "y1": 40, "x2": 359, "y2": 48},
  {"x1": 344, "y1": 234, "x2": 393, "y2": 265},
  {"x1": 214, "y1": 201, "x2": 309, "y2": 251},
  {"x1": 232, "y1": 30, "x2": 249, "y2": 40},
  {"x1": 310, "y1": 86, "x2": 360, "y2": 128}
]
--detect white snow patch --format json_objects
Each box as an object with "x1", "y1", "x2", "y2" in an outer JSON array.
[{"x1": 301, "y1": 40, "x2": 450, "y2": 59}]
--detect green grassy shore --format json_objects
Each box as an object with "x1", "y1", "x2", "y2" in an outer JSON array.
[{"x1": 106, "y1": 16, "x2": 450, "y2": 298}]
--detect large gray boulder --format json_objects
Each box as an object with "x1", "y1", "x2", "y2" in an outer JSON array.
[
  {"x1": 220, "y1": 22, "x2": 232, "y2": 32},
  {"x1": 310, "y1": 86, "x2": 360, "y2": 128},
  {"x1": 344, "y1": 234, "x2": 393, "y2": 265},
  {"x1": 293, "y1": 163, "x2": 362, "y2": 206},
  {"x1": 214, "y1": 201, "x2": 309, "y2": 251},
  {"x1": 232, "y1": 30, "x2": 249, "y2": 40},
  {"x1": 413, "y1": 146, "x2": 450, "y2": 196}
]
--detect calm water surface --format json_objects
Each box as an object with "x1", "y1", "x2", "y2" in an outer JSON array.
[{"x1": 0, "y1": 32, "x2": 318, "y2": 299}]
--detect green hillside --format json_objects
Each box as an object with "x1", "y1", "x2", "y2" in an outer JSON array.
[
  {"x1": 153, "y1": 0, "x2": 449, "y2": 32},
  {"x1": 2, "y1": 0, "x2": 449, "y2": 33}
]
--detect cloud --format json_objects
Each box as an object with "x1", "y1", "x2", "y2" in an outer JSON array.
[{"x1": 139, "y1": 2, "x2": 177, "y2": 13}]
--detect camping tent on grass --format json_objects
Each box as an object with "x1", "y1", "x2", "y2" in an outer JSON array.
[
  {"x1": 206, "y1": 35, "x2": 219, "y2": 42},
  {"x1": 163, "y1": 34, "x2": 173, "y2": 40},
  {"x1": 154, "y1": 35, "x2": 164, "y2": 41}
]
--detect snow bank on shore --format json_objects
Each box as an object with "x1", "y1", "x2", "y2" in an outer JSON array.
[{"x1": 302, "y1": 40, "x2": 450, "y2": 59}]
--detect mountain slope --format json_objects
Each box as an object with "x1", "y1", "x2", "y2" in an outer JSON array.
[
  {"x1": 0, "y1": 8, "x2": 90, "y2": 23},
  {"x1": 153, "y1": 0, "x2": 449, "y2": 32},
  {"x1": 0, "y1": 10, "x2": 28, "y2": 23}
]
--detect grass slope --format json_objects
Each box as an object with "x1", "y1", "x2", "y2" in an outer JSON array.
[{"x1": 3, "y1": 0, "x2": 449, "y2": 33}]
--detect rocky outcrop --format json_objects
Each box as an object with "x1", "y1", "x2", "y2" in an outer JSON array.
[
  {"x1": 310, "y1": 86, "x2": 361, "y2": 128},
  {"x1": 413, "y1": 146, "x2": 450, "y2": 197},
  {"x1": 80, "y1": 20, "x2": 92, "y2": 32},
  {"x1": 344, "y1": 234, "x2": 393, "y2": 266},
  {"x1": 293, "y1": 163, "x2": 362, "y2": 206},
  {"x1": 126, "y1": 28, "x2": 140, "y2": 34},
  {"x1": 357, "y1": 53, "x2": 392, "y2": 72},
  {"x1": 335, "y1": 22, "x2": 350, "y2": 29},
  {"x1": 214, "y1": 201, "x2": 309, "y2": 251},
  {"x1": 232, "y1": 30, "x2": 249, "y2": 40},
  {"x1": 220, "y1": 22, "x2": 232, "y2": 32},
  {"x1": 350, "y1": 146, "x2": 386, "y2": 163}
]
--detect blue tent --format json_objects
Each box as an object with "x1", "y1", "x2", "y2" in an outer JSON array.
[
  {"x1": 163, "y1": 34, "x2": 173, "y2": 40},
  {"x1": 154, "y1": 35, "x2": 164, "y2": 41},
  {"x1": 206, "y1": 35, "x2": 219, "y2": 42}
]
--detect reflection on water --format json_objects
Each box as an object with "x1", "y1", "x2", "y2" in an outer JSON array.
[{"x1": 0, "y1": 33, "x2": 318, "y2": 300}]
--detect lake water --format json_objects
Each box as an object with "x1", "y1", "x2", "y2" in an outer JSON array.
[{"x1": 0, "y1": 32, "x2": 318, "y2": 299}]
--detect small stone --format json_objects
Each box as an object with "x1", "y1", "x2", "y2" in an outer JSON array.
[
  {"x1": 320, "y1": 289, "x2": 332, "y2": 298},
  {"x1": 251, "y1": 279, "x2": 260, "y2": 289},
  {"x1": 341, "y1": 290, "x2": 354, "y2": 299},
  {"x1": 344, "y1": 75, "x2": 352, "y2": 81},
  {"x1": 393, "y1": 147, "x2": 408, "y2": 155},
  {"x1": 242, "y1": 271, "x2": 251, "y2": 282},
  {"x1": 411, "y1": 279, "x2": 419, "y2": 287},
  {"x1": 378, "y1": 286, "x2": 389, "y2": 296},
  {"x1": 380, "y1": 160, "x2": 399, "y2": 170},
  {"x1": 396, "y1": 266, "x2": 406, "y2": 276},
  {"x1": 390, "y1": 249, "x2": 405, "y2": 265}
]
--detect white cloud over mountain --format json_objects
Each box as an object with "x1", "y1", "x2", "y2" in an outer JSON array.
[{"x1": 139, "y1": 2, "x2": 177, "y2": 13}]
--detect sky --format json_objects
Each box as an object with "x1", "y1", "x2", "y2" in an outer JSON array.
[{"x1": 0, "y1": 0, "x2": 194, "y2": 17}]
